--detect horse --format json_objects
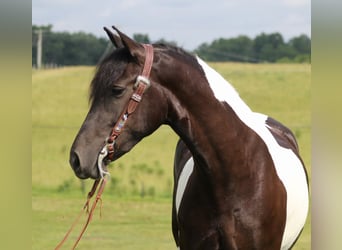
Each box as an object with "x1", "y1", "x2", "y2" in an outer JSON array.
[{"x1": 69, "y1": 26, "x2": 309, "y2": 249}]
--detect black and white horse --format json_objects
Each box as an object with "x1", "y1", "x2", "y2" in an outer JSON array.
[{"x1": 70, "y1": 27, "x2": 309, "y2": 249}]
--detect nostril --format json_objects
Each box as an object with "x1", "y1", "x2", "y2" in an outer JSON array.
[{"x1": 70, "y1": 151, "x2": 81, "y2": 170}]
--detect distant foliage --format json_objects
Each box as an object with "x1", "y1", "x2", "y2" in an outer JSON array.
[
  {"x1": 133, "y1": 33, "x2": 151, "y2": 44},
  {"x1": 195, "y1": 32, "x2": 311, "y2": 63},
  {"x1": 32, "y1": 25, "x2": 310, "y2": 66},
  {"x1": 32, "y1": 25, "x2": 108, "y2": 67}
]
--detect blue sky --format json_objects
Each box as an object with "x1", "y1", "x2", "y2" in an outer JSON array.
[{"x1": 32, "y1": 0, "x2": 311, "y2": 50}]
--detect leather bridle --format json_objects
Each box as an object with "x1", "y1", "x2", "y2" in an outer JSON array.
[
  {"x1": 55, "y1": 44, "x2": 154, "y2": 250},
  {"x1": 97, "y1": 44, "x2": 154, "y2": 178}
]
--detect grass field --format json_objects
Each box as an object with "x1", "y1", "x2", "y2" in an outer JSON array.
[{"x1": 32, "y1": 63, "x2": 311, "y2": 249}]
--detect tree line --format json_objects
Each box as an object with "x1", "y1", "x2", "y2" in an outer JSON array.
[
  {"x1": 32, "y1": 25, "x2": 108, "y2": 67},
  {"x1": 32, "y1": 25, "x2": 310, "y2": 67},
  {"x1": 195, "y1": 33, "x2": 310, "y2": 63}
]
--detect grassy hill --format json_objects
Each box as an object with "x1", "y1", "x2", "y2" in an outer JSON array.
[{"x1": 32, "y1": 63, "x2": 311, "y2": 249}]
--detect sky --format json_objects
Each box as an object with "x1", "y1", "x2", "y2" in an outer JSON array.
[{"x1": 32, "y1": 0, "x2": 311, "y2": 50}]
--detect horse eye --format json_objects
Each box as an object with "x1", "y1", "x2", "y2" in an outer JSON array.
[{"x1": 111, "y1": 87, "x2": 125, "y2": 97}]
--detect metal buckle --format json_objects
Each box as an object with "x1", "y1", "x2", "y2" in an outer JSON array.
[
  {"x1": 97, "y1": 143, "x2": 111, "y2": 178},
  {"x1": 134, "y1": 75, "x2": 151, "y2": 89}
]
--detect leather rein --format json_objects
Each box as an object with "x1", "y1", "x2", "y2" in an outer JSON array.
[{"x1": 55, "y1": 44, "x2": 154, "y2": 249}]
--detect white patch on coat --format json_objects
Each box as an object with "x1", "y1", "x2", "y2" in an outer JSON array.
[
  {"x1": 175, "y1": 157, "x2": 194, "y2": 215},
  {"x1": 196, "y1": 56, "x2": 309, "y2": 250}
]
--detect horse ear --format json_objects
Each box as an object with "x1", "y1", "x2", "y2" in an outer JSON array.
[
  {"x1": 103, "y1": 27, "x2": 124, "y2": 49},
  {"x1": 111, "y1": 26, "x2": 145, "y2": 61}
]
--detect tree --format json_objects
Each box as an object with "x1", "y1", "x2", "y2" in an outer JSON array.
[
  {"x1": 32, "y1": 24, "x2": 311, "y2": 65},
  {"x1": 32, "y1": 25, "x2": 108, "y2": 66},
  {"x1": 154, "y1": 38, "x2": 178, "y2": 47},
  {"x1": 289, "y1": 34, "x2": 311, "y2": 54},
  {"x1": 253, "y1": 32, "x2": 286, "y2": 62},
  {"x1": 195, "y1": 32, "x2": 310, "y2": 63},
  {"x1": 195, "y1": 36, "x2": 254, "y2": 62},
  {"x1": 194, "y1": 43, "x2": 211, "y2": 61},
  {"x1": 133, "y1": 33, "x2": 150, "y2": 44}
]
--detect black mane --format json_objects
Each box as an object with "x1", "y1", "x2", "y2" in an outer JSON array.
[{"x1": 154, "y1": 43, "x2": 201, "y2": 70}]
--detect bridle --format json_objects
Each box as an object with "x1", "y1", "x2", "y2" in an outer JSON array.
[
  {"x1": 97, "y1": 44, "x2": 154, "y2": 178},
  {"x1": 55, "y1": 44, "x2": 154, "y2": 250}
]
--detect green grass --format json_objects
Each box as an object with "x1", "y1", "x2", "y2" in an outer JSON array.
[
  {"x1": 32, "y1": 63, "x2": 311, "y2": 249},
  {"x1": 32, "y1": 193, "x2": 175, "y2": 250}
]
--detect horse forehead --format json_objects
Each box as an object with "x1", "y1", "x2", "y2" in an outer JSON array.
[{"x1": 90, "y1": 56, "x2": 132, "y2": 103}]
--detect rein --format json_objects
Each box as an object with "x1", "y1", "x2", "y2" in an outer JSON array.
[
  {"x1": 54, "y1": 178, "x2": 106, "y2": 250},
  {"x1": 55, "y1": 44, "x2": 154, "y2": 249}
]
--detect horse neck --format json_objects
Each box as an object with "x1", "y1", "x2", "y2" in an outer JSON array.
[{"x1": 159, "y1": 55, "x2": 255, "y2": 174}]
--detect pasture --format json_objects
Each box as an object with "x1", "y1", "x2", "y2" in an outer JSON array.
[{"x1": 32, "y1": 63, "x2": 311, "y2": 249}]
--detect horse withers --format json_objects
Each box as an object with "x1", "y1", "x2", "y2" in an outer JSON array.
[{"x1": 69, "y1": 26, "x2": 309, "y2": 249}]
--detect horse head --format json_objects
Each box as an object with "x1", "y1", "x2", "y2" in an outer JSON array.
[{"x1": 69, "y1": 27, "x2": 169, "y2": 179}]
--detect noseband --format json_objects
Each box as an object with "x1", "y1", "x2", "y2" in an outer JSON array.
[{"x1": 97, "y1": 44, "x2": 154, "y2": 178}]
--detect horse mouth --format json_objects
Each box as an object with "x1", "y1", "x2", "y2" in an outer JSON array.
[
  {"x1": 97, "y1": 148, "x2": 111, "y2": 179},
  {"x1": 72, "y1": 144, "x2": 125, "y2": 180},
  {"x1": 70, "y1": 151, "x2": 109, "y2": 180},
  {"x1": 72, "y1": 165, "x2": 99, "y2": 179}
]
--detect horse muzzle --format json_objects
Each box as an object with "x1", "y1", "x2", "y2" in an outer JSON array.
[{"x1": 69, "y1": 150, "x2": 104, "y2": 180}]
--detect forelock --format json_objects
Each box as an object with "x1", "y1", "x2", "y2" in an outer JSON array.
[{"x1": 89, "y1": 48, "x2": 132, "y2": 104}]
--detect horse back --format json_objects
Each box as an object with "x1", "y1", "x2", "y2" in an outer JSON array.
[
  {"x1": 265, "y1": 117, "x2": 299, "y2": 154},
  {"x1": 265, "y1": 116, "x2": 309, "y2": 185}
]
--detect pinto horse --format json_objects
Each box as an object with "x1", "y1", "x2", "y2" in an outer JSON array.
[{"x1": 69, "y1": 26, "x2": 309, "y2": 249}]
